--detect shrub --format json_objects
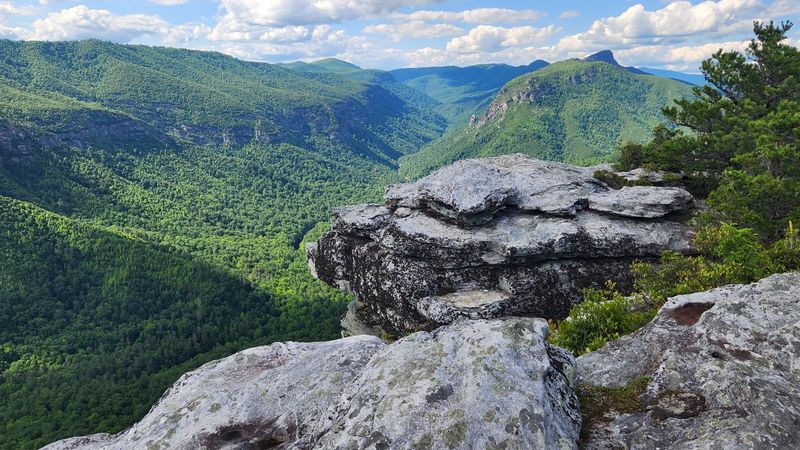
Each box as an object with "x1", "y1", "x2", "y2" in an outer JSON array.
[
  {"x1": 549, "y1": 282, "x2": 656, "y2": 355},
  {"x1": 552, "y1": 223, "x2": 800, "y2": 356}
]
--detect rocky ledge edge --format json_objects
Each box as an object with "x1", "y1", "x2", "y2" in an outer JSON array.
[
  {"x1": 45, "y1": 272, "x2": 800, "y2": 449},
  {"x1": 308, "y1": 154, "x2": 697, "y2": 337}
]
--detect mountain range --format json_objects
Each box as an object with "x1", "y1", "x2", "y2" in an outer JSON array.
[
  {"x1": 0, "y1": 40, "x2": 698, "y2": 449},
  {"x1": 399, "y1": 52, "x2": 696, "y2": 178}
]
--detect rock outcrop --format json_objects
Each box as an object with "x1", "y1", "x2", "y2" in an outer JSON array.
[
  {"x1": 308, "y1": 154, "x2": 696, "y2": 337},
  {"x1": 45, "y1": 318, "x2": 581, "y2": 450},
  {"x1": 578, "y1": 272, "x2": 800, "y2": 449}
]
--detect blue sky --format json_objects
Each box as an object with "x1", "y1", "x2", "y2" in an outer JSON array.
[{"x1": 0, "y1": 0, "x2": 798, "y2": 70}]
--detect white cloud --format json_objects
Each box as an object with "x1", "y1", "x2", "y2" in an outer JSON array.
[
  {"x1": 769, "y1": 0, "x2": 800, "y2": 15},
  {"x1": 446, "y1": 25, "x2": 560, "y2": 53},
  {"x1": 557, "y1": 0, "x2": 763, "y2": 52},
  {"x1": 616, "y1": 40, "x2": 750, "y2": 70},
  {"x1": 22, "y1": 5, "x2": 204, "y2": 44},
  {"x1": 559, "y1": 10, "x2": 580, "y2": 19},
  {"x1": 209, "y1": 22, "x2": 311, "y2": 43},
  {"x1": 363, "y1": 21, "x2": 463, "y2": 41},
  {"x1": 0, "y1": 2, "x2": 37, "y2": 15},
  {"x1": 390, "y1": 8, "x2": 545, "y2": 24},
  {"x1": 215, "y1": 0, "x2": 442, "y2": 28},
  {"x1": 150, "y1": 0, "x2": 190, "y2": 5}
]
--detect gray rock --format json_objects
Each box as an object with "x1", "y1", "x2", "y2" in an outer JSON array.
[
  {"x1": 614, "y1": 167, "x2": 667, "y2": 184},
  {"x1": 588, "y1": 186, "x2": 694, "y2": 218},
  {"x1": 43, "y1": 336, "x2": 385, "y2": 450},
  {"x1": 385, "y1": 154, "x2": 608, "y2": 223},
  {"x1": 45, "y1": 319, "x2": 582, "y2": 450},
  {"x1": 310, "y1": 318, "x2": 581, "y2": 449},
  {"x1": 310, "y1": 155, "x2": 696, "y2": 335},
  {"x1": 578, "y1": 272, "x2": 800, "y2": 449}
]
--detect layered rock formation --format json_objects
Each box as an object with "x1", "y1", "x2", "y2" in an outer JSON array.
[
  {"x1": 45, "y1": 318, "x2": 581, "y2": 450},
  {"x1": 578, "y1": 272, "x2": 800, "y2": 449},
  {"x1": 308, "y1": 154, "x2": 696, "y2": 336}
]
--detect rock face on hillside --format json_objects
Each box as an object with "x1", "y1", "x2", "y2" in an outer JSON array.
[
  {"x1": 578, "y1": 272, "x2": 800, "y2": 448},
  {"x1": 45, "y1": 318, "x2": 581, "y2": 450},
  {"x1": 308, "y1": 154, "x2": 696, "y2": 337}
]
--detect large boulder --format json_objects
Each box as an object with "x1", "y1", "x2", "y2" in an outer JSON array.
[
  {"x1": 43, "y1": 336, "x2": 385, "y2": 450},
  {"x1": 578, "y1": 272, "x2": 800, "y2": 449},
  {"x1": 45, "y1": 318, "x2": 581, "y2": 450},
  {"x1": 308, "y1": 154, "x2": 696, "y2": 337}
]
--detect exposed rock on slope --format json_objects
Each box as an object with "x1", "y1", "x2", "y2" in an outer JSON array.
[
  {"x1": 578, "y1": 272, "x2": 800, "y2": 449},
  {"x1": 308, "y1": 154, "x2": 696, "y2": 337},
  {"x1": 45, "y1": 318, "x2": 581, "y2": 450}
]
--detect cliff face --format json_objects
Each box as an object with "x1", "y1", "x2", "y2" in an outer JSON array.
[
  {"x1": 46, "y1": 273, "x2": 800, "y2": 450},
  {"x1": 45, "y1": 318, "x2": 581, "y2": 450},
  {"x1": 308, "y1": 154, "x2": 696, "y2": 337}
]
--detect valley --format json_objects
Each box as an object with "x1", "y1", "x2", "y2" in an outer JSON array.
[{"x1": 0, "y1": 40, "x2": 698, "y2": 448}]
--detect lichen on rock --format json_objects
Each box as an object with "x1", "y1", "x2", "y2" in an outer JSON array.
[
  {"x1": 45, "y1": 318, "x2": 581, "y2": 450},
  {"x1": 577, "y1": 272, "x2": 800, "y2": 449},
  {"x1": 308, "y1": 154, "x2": 696, "y2": 336}
]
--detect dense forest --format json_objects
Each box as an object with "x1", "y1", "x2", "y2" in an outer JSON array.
[
  {"x1": 0, "y1": 38, "x2": 710, "y2": 448},
  {"x1": 0, "y1": 40, "x2": 441, "y2": 448},
  {"x1": 389, "y1": 60, "x2": 550, "y2": 125}
]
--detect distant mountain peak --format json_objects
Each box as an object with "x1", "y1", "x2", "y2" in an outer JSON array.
[
  {"x1": 311, "y1": 58, "x2": 362, "y2": 70},
  {"x1": 583, "y1": 50, "x2": 648, "y2": 75},
  {"x1": 583, "y1": 50, "x2": 619, "y2": 66}
]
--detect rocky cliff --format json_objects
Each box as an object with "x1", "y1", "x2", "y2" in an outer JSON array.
[
  {"x1": 308, "y1": 154, "x2": 696, "y2": 337},
  {"x1": 46, "y1": 272, "x2": 800, "y2": 449},
  {"x1": 45, "y1": 318, "x2": 581, "y2": 450}
]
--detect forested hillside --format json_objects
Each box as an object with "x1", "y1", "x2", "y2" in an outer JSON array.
[
  {"x1": 0, "y1": 40, "x2": 445, "y2": 449},
  {"x1": 400, "y1": 55, "x2": 694, "y2": 179},
  {"x1": 0, "y1": 39, "x2": 701, "y2": 449},
  {"x1": 390, "y1": 60, "x2": 549, "y2": 125}
]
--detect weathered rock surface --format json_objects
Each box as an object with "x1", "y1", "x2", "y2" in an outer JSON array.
[
  {"x1": 44, "y1": 336, "x2": 384, "y2": 450},
  {"x1": 309, "y1": 154, "x2": 696, "y2": 336},
  {"x1": 45, "y1": 318, "x2": 581, "y2": 450},
  {"x1": 578, "y1": 272, "x2": 800, "y2": 449},
  {"x1": 588, "y1": 186, "x2": 694, "y2": 218}
]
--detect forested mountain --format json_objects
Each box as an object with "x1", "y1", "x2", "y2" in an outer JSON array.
[
  {"x1": 390, "y1": 60, "x2": 550, "y2": 124},
  {"x1": 0, "y1": 40, "x2": 698, "y2": 449},
  {"x1": 280, "y1": 58, "x2": 442, "y2": 114},
  {"x1": 0, "y1": 39, "x2": 447, "y2": 449},
  {"x1": 399, "y1": 54, "x2": 694, "y2": 179}
]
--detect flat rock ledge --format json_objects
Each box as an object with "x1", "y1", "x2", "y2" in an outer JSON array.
[
  {"x1": 308, "y1": 154, "x2": 696, "y2": 337},
  {"x1": 45, "y1": 318, "x2": 581, "y2": 450},
  {"x1": 578, "y1": 272, "x2": 800, "y2": 449}
]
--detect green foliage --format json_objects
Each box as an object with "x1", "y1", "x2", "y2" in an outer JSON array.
[
  {"x1": 0, "y1": 40, "x2": 447, "y2": 449},
  {"x1": 552, "y1": 223, "x2": 800, "y2": 356},
  {"x1": 400, "y1": 59, "x2": 694, "y2": 179},
  {"x1": 0, "y1": 196, "x2": 350, "y2": 448},
  {"x1": 618, "y1": 21, "x2": 800, "y2": 239},
  {"x1": 551, "y1": 23, "x2": 800, "y2": 359},
  {"x1": 634, "y1": 223, "x2": 800, "y2": 303},
  {"x1": 389, "y1": 61, "x2": 549, "y2": 125},
  {"x1": 548, "y1": 283, "x2": 656, "y2": 356}
]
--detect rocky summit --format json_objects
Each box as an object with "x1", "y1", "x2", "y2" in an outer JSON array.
[
  {"x1": 308, "y1": 154, "x2": 696, "y2": 337},
  {"x1": 578, "y1": 272, "x2": 800, "y2": 449},
  {"x1": 45, "y1": 318, "x2": 581, "y2": 450}
]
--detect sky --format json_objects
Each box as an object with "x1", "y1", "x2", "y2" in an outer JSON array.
[{"x1": 0, "y1": 0, "x2": 798, "y2": 71}]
